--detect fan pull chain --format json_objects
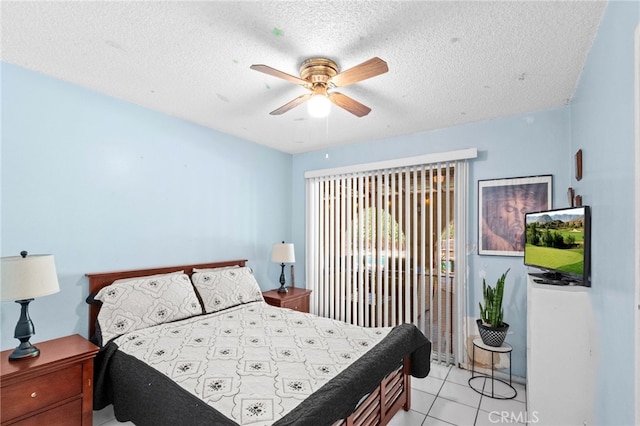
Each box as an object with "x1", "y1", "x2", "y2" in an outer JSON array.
[{"x1": 325, "y1": 115, "x2": 330, "y2": 159}]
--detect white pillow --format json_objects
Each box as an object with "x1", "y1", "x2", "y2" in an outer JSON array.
[
  {"x1": 94, "y1": 271, "x2": 202, "y2": 344},
  {"x1": 191, "y1": 266, "x2": 263, "y2": 313}
]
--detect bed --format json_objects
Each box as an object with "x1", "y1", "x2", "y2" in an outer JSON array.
[{"x1": 86, "y1": 259, "x2": 431, "y2": 426}]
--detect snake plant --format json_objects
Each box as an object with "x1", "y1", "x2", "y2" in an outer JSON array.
[{"x1": 479, "y1": 269, "x2": 510, "y2": 328}]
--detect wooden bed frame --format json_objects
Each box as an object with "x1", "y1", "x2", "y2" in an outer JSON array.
[{"x1": 86, "y1": 259, "x2": 411, "y2": 426}]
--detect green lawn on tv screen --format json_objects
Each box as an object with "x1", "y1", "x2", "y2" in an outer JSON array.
[
  {"x1": 525, "y1": 244, "x2": 584, "y2": 275},
  {"x1": 556, "y1": 228, "x2": 584, "y2": 243}
]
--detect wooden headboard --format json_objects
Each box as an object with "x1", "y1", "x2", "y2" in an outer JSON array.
[{"x1": 85, "y1": 259, "x2": 247, "y2": 338}]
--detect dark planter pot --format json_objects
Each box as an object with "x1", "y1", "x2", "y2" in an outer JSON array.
[{"x1": 476, "y1": 319, "x2": 509, "y2": 347}]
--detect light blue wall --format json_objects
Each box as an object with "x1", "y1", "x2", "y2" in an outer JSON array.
[
  {"x1": 1, "y1": 63, "x2": 293, "y2": 350},
  {"x1": 570, "y1": 2, "x2": 639, "y2": 425},
  {"x1": 292, "y1": 108, "x2": 572, "y2": 379}
]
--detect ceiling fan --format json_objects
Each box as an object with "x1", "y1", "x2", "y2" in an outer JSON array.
[{"x1": 250, "y1": 57, "x2": 388, "y2": 117}]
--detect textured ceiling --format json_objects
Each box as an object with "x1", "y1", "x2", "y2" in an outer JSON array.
[{"x1": 1, "y1": 1, "x2": 606, "y2": 154}]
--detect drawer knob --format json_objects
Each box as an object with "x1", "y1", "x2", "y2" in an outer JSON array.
[{"x1": 31, "y1": 392, "x2": 37, "y2": 398}]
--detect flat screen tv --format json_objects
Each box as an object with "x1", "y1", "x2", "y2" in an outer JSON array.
[{"x1": 524, "y1": 205, "x2": 591, "y2": 286}]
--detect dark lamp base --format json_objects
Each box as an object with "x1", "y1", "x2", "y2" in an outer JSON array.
[
  {"x1": 9, "y1": 342, "x2": 40, "y2": 361},
  {"x1": 277, "y1": 262, "x2": 288, "y2": 293},
  {"x1": 9, "y1": 298, "x2": 40, "y2": 361}
]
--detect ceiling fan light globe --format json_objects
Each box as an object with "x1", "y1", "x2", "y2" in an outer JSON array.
[{"x1": 307, "y1": 95, "x2": 331, "y2": 118}]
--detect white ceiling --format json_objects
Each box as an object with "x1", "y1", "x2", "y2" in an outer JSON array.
[{"x1": 1, "y1": 1, "x2": 607, "y2": 154}]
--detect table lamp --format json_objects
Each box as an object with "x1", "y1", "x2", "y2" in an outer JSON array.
[
  {"x1": 1, "y1": 251, "x2": 60, "y2": 361},
  {"x1": 271, "y1": 241, "x2": 295, "y2": 293}
]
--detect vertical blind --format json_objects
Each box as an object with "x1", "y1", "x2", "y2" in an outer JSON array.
[{"x1": 305, "y1": 152, "x2": 473, "y2": 364}]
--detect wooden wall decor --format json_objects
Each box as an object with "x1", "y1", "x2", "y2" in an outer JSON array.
[
  {"x1": 567, "y1": 187, "x2": 575, "y2": 207},
  {"x1": 575, "y1": 149, "x2": 583, "y2": 181}
]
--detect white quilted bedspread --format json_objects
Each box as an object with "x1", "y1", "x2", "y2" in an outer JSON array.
[{"x1": 113, "y1": 301, "x2": 391, "y2": 425}]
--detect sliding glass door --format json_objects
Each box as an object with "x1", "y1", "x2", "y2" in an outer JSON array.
[{"x1": 305, "y1": 152, "x2": 473, "y2": 364}]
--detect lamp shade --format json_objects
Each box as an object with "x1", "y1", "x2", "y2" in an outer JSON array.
[
  {"x1": 1, "y1": 254, "x2": 60, "y2": 301},
  {"x1": 271, "y1": 243, "x2": 295, "y2": 264}
]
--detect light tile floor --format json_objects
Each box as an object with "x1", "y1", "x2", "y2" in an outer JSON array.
[
  {"x1": 390, "y1": 363, "x2": 527, "y2": 425},
  {"x1": 93, "y1": 405, "x2": 133, "y2": 426},
  {"x1": 94, "y1": 363, "x2": 527, "y2": 426}
]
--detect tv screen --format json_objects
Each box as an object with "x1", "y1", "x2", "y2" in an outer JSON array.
[{"x1": 524, "y1": 206, "x2": 591, "y2": 286}]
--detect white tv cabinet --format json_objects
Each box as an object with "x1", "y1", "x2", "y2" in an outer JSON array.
[{"x1": 526, "y1": 276, "x2": 596, "y2": 425}]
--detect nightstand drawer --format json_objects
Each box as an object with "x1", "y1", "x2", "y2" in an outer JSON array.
[
  {"x1": 1, "y1": 364, "x2": 82, "y2": 423},
  {"x1": 10, "y1": 398, "x2": 82, "y2": 426},
  {"x1": 262, "y1": 288, "x2": 312, "y2": 314},
  {"x1": 281, "y1": 297, "x2": 309, "y2": 313}
]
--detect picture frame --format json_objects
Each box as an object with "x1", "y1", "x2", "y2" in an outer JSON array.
[{"x1": 478, "y1": 175, "x2": 552, "y2": 256}]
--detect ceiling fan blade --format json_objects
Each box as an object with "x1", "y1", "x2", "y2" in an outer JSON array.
[
  {"x1": 328, "y1": 92, "x2": 372, "y2": 117},
  {"x1": 250, "y1": 64, "x2": 309, "y2": 86},
  {"x1": 330, "y1": 57, "x2": 388, "y2": 87},
  {"x1": 270, "y1": 93, "x2": 313, "y2": 115}
]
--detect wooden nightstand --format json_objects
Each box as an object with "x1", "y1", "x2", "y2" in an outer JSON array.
[
  {"x1": 0, "y1": 334, "x2": 99, "y2": 426},
  {"x1": 262, "y1": 287, "x2": 312, "y2": 313}
]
